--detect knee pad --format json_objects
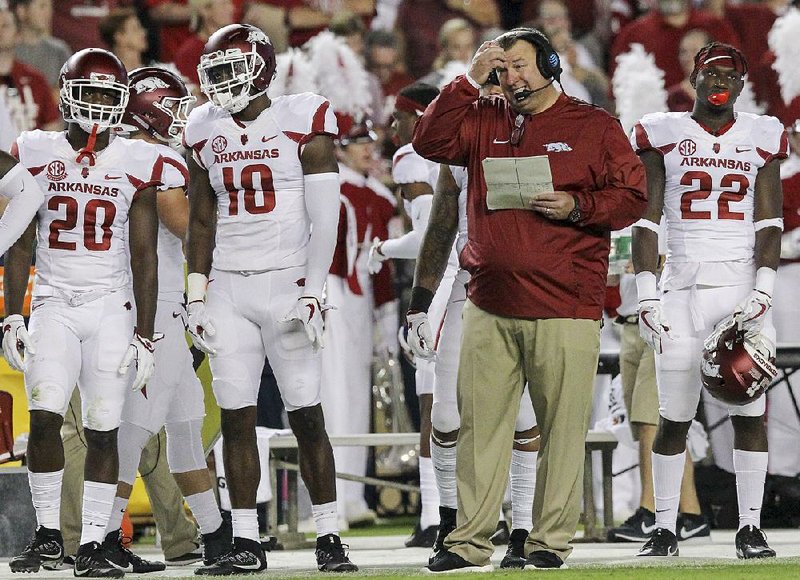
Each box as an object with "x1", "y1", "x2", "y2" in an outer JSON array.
[
  {"x1": 166, "y1": 418, "x2": 208, "y2": 473},
  {"x1": 82, "y1": 394, "x2": 123, "y2": 432},
  {"x1": 118, "y1": 422, "x2": 154, "y2": 485},
  {"x1": 431, "y1": 400, "x2": 460, "y2": 434},
  {"x1": 28, "y1": 383, "x2": 67, "y2": 416}
]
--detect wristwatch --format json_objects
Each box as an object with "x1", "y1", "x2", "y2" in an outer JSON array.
[{"x1": 567, "y1": 195, "x2": 582, "y2": 223}]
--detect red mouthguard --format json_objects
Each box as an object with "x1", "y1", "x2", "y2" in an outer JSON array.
[{"x1": 708, "y1": 91, "x2": 730, "y2": 106}]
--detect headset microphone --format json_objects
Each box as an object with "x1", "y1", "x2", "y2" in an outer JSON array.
[{"x1": 513, "y1": 79, "x2": 554, "y2": 101}]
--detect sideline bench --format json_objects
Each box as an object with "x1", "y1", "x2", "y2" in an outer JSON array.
[{"x1": 268, "y1": 430, "x2": 617, "y2": 548}]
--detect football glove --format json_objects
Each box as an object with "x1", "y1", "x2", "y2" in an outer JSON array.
[
  {"x1": 118, "y1": 329, "x2": 161, "y2": 392},
  {"x1": 406, "y1": 311, "x2": 436, "y2": 360},
  {"x1": 281, "y1": 295, "x2": 334, "y2": 353},
  {"x1": 637, "y1": 299, "x2": 671, "y2": 354},
  {"x1": 734, "y1": 289, "x2": 772, "y2": 337},
  {"x1": 187, "y1": 300, "x2": 216, "y2": 355},
  {"x1": 2, "y1": 314, "x2": 35, "y2": 372},
  {"x1": 367, "y1": 237, "x2": 388, "y2": 275}
]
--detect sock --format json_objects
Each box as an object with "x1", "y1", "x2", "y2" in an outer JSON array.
[
  {"x1": 510, "y1": 449, "x2": 536, "y2": 532},
  {"x1": 312, "y1": 501, "x2": 338, "y2": 538},
  {"x1": 431, "y1": 440, "x2": 457, "y2": 509},
  {"x1": 105, "y1": 496, "x2": 128, "y2": 536},
  {"x1": 733, "y1": 449, "x2": 768, "y2": 530},
  {"x1": 186, "y1": 489, "x2": 223, "y2": 535},
  {"x1": 80, "y1": 481, "x2": 117, "y2": 545},
  {"x1": 652, "y1": 451, "x2": 685, "y2": 534},
  {"x1": 419, "y1": 456, "x2": 440, "y2": 529},
  {"x1": 231, "y1": 508, "x2": 259, "y2": 543},
  {"x1": 29, "y1": 469, "x2": 64, "y2": 530}
]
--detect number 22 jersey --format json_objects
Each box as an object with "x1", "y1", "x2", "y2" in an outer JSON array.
[
  {"x1": 183, "y1": 93, "x2": 337, "y2": 272},
  {"x1": 632, "y1": 112, "x2": 789, "y2": 290}
]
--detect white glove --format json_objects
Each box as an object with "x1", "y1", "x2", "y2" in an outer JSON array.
[
  {"x1": 734, "y1": 289, "x2": 772, "y2": 337},
  {"x1": 118, "y1": 329, "x2": 161, "y2": 392},
  {"x1": 187, "y1": 300, "x2": 216, "y2": 355},
  {"x1": 2, "y1": 314, "x2": 35, "y2": 372},
  {"x1": 406, "y1": 311, "x2": 436, "y2": 360},
  {"x1": 367, "y1": 237, "x2": 388, "y2": 275},
  {"x1": 637, "y1": 299, "x2": 671, "y2": 354},
  {"x1": 281, "y1": 295, "x2": 334, "y2": 353}
]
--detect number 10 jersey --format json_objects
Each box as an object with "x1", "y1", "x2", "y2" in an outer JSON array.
[{"x1": 183, "y1": 93, "x2": 338, "y2": 273}]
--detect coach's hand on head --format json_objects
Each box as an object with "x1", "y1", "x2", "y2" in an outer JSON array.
[{"x1": 468, "y1": 41, "x2": 507, "y2": 86}]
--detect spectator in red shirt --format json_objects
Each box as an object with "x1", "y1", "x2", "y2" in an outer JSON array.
[
  {"x1": 703, "y1": 0, "x2": 777, "y2": 69},
  {"x1": 172, "y1": 0, "x2": 235, "y2": 87},
  {"x1": 666, "y1": 28, "x2": 712, "y2": 112},
  {"x1": 0, "y1": 8, "x2": 59, "y2": 132},
  {"x1": 411, "y1": 28, "x2": 647, "y2": 571},
  {"x1": 610, "y1": 0, "x2": 739, "y2": 88}
]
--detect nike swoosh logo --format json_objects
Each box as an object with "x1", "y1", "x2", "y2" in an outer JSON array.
[
  {"x1": 656, "y1": 508, "x2": 669, "y2": 513},
  {"x1": 262, "y1": 135, "x2": 277, "y2": 143},
  {"x1": 679, "y1": 525, "x2": 706, "y2": 538},
  {"x1": 305, "y1": 303, "x2": 315, "y2": 322},
  {"x1": 32, "y1": 303, "x2": 44, "y2": 311},
  {"x1": 104, "y1": 174, "x2": 121, "y2": 180},
  {"x1": 108, "y1": 562, "x2": 134, "y2": 572},
  {"x1": 493, "y1": 138, "x2": 510, "y2": 144},
  {"x1": 231, "y1": 561, "x2": 263, "y2": 570},
  {"x1": 749, "y1": 507, "x2": 760, "y2": 511},
  {"x1": 641, "y1": 522, "x2": 656, "y2": 534},
  {"x1": 736, "y1": 147, "x2": 751, "y2": 153},
  {"x1": 667, "y1": 546, "x2": 677, "y2": 556},
  {"x1": 172, "y1": 311, "x2": 182, "y2": 318}
]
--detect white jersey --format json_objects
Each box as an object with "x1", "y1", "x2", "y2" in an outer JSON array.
[
  {"x1": 633, "y1": 112, "x2": 788, "y2": 289},
  {"x1": 449, "y1": 165, "x2": 468, "y2": 256},
  {"x1": 392, "y1": 142, "x2": 438, "y2": 190},
  {"x1": 16, "y1": 130, "x2": 161, "y2": 297},
  {"x1": 183, "y1": 93, "x2": 337, "y2": 272},
  {"x1": 152, "y1": 144, "x2": 188, "y2": 298}
]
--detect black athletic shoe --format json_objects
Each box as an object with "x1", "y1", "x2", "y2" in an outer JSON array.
[
  {"x1": 73, "y1": 542, "x2": 124, "y2": 578},
  {"x1": 430, "y1": 506, "x2": 457, "y2": 564},
  {"x1": 405, "y1": 522, "x2": 438, "y2": 548},
  {"x1": 425, "y1": 549, "x2": 493, "y2": 573},
  {"x1": 10, "y1": 526, "x2": 65, "y2": 573},
  {"x1": 637, "y1": 528, "x2": 679, "y2": 557},
  {"x1": 102, "y1": 529, "x2": 166, "y2": 573},
  {"x1": 607, "y1": 507, "x2": 656, "y2": 543},
  {"x1": 489, "y1": 520, "x2": 510, "y2": 546},
  {"x1": 499, "y1": 528, "x2": 528, "y2": 569},
  {"x1": 676, "y1": 513, "x2": 711, "y2": 542},
  {"x1": 315, "y1": 534, "x2": 358, "y2": 572},
  {"x1": 735, "y1": 525, "x2": 776, "y2": 559},
  {"x1": 202, "y1": 519, "x2": 233, "y2": 565},
  {"x1": 194, "y1": 538, "x2": 267, "y2": 575},
  {"x1": 524, "y1": 550, "x2": 567, "y2": 570},
  {"x1": 164, "y1": 548, "x2": 203, "y2": 567}
]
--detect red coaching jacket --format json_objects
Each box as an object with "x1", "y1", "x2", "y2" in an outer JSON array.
[{"x1": 412, "y1": 76, "x2": 647, "y2": 321}]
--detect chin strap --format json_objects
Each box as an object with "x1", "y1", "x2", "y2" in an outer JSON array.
[{"x1": 75, "y1": 124, "x2": 99, "y2": 166}]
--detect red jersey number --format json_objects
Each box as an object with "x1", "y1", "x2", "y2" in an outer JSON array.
[
  {"x1": 223, "y1": 164, "x2": 276, "y2": 216},
  {"x1": 48, "y1": 195, "x2": 116, "y2": 251},
  {"x1": 679, "y1": 171, "x2": 749, "y2": 221}
]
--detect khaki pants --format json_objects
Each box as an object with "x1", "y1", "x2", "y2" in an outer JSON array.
[
  {"x1": 61, "y1": 390, "x2": 199, "y2": 558},
  {"x1": 445, "y1": 300, "x2": 600, "y2": 564},
  {"x1": 619, "y1": 322, "x2": 659, "y2": 438}
]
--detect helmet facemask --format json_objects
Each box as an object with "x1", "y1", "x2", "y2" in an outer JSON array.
[
  {"x1": 60, "y1": 73, "x2": 130, "y2": 133},
  {"x1": 198, "y1": 48, "x2": 265, "y2": 114},
  {"x1": 154, "y1": 94, "x2": 196, "y2": 146}
]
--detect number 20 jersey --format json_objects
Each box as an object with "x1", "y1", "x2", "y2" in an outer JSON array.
[
  {"x1": 14, "y1": 130, "x2": 163, "y2": 295},
  {"x1": 183, "y1": 93, "x2": 338, "y2": 272},
  {"x1": 632, "y1": 112, "x2": 788, "y2": 271}
]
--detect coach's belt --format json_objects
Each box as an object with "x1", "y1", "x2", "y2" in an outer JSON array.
[{"x1": 615, "y1": 314, "x2": 639, "y2": 325}]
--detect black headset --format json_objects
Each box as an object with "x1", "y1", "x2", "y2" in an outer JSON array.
[{"x1": 488, "y1": 27, "x2": 562, "y2": 84}]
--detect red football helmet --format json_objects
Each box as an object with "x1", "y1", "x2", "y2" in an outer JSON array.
[
  {"x1": 197, "y1": 23, "x2": 276, "y2": 114},
  {"x1": 59, "y1": 48, "x2": 129, "y2": 131},
  {"x1": 124, "y1": 67, "x2": 196, "y2": 146},
  {"x1": 701, "y1": 317, "x2": 777, "y2": 405}
]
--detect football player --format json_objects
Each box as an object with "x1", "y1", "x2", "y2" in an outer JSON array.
[
  {"x1": 0, "y1": 149, "x2": 46, "y2": 254},
  {"x1": 366, "y1": 82, "x2": 456, "y2": 547},
  {"x1": 183, "y1": 24, "x2": 356, "y2": 574},
  {"x1": 631, "y1": 43, "x2": 787, "y2": 559},
  {"x1": 96, "y1": 66, "x2": 230, "y2": 572},
  {"x1": 3, "y1": 48, "x2": 160, "y2": 576}
]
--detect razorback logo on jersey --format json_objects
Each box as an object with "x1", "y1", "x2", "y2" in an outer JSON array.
[
  {"x1": 47, "y1": 160, "x2": 68, "y2": 181},
  {"x1": 47, "y1": 182, "x2": 120, "y2": 197},
  {"x1": 132, "y1": 76, "x2": 170, "y2": 94}
]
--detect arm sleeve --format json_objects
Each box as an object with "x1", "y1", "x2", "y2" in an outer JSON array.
[
  {"x1": 574, "y1": 119, "x2": 649, "y2": 230},
  {"x1": 380, "y1": 194, "x2": 433, "y2": 259},
  {"x1": 411, "y1": 75, "x2": 477, "y2": 165},
  {"x1": 303, "y1": 172, "x2": 340, "y2": 298},
  {"x1": 0, "y1": 164, "x2": 43, "y2": 254}
]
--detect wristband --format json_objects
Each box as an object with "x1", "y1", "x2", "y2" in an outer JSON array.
[
  {"x1": 755, "y1": 267, "x2": 776, "y2": 297},
  {"x1": 187, "y1": 272, "x2": 208, "y2": 304},
  {"x1": 408, "y1": 286, "x2": 434, "y2": 314},
  {"x1": 635, "y1": 271, "x2": 658, "y2": 302}
]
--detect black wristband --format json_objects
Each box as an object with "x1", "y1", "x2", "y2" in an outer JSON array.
[{"x1": 408, "y1": 286, "x2": 435, "y2": 313}]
